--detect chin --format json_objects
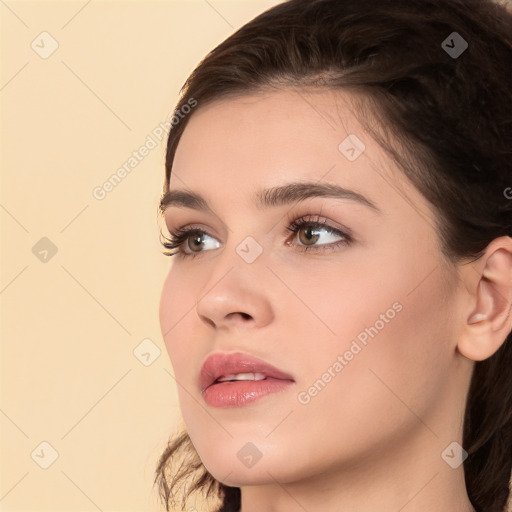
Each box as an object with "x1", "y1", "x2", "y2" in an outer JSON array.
[{"x1": 200, "y1": 443, "x2": 305, "y2": 487}]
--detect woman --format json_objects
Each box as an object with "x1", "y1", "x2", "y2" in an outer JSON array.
[{"x1": 155, "y1": 0, "x2": 512, "y2": 510}]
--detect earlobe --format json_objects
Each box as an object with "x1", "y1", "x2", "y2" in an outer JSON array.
[{"x1": 457, "y1": 237, "x2": 512, "y2": 362}]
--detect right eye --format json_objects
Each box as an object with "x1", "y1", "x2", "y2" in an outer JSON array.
[{"x1": 161, "y1": 226, "x2": 221, "y2": 258}]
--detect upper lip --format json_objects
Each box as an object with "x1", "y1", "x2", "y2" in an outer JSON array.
[{"x1": 199, "y1": 352, "x2": 294, "y2": 392}]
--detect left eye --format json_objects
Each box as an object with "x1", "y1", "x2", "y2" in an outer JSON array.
[
  {"x1": 161, "y1": 215, "x2": 352, "y2": 258},
  {"x1": 286, "y1": 216, "x2": 351, "y2": 250}
]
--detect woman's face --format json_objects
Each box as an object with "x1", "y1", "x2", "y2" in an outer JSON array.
[{"x1": 159, "y1": 89, "x2": 472, "y2": 487}]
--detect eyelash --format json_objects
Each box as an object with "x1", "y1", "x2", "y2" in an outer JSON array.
[{"x1": 160, "y1": 215, "x2": 353, "y2": 259}]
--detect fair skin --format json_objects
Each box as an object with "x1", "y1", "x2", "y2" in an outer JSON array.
[{"x1": 159, "y1": 89, "x2": 512, "y2": 512}]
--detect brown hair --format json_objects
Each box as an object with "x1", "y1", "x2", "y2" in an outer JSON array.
[{"x1": 155, "y1": 0, "x2": 512, "y2": 510}]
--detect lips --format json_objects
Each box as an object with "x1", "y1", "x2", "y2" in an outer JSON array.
[{"x1": 199, "y1": 352, "x2": 294, "y2": 393}]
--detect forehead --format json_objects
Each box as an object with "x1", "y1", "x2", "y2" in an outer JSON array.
[
  {"x1": 174, "y1": 88, "x2": 364, "y2": 160},
  {"x1": 174, "y1": 90, "x2": 373, "y2": 176},
  {"x1": 168, "y1": 89, "x2": 429, "y2": 220}
]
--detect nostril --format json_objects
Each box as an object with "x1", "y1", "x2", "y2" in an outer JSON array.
[
  {"x1": 224, "y1": 312, "x2": 253, "y2": 323},
  {"x1": 229, "y1": 312, "x2": 251, "y2": 320}
]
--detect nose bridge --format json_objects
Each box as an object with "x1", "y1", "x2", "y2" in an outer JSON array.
[
  {"x1": 203, "y1": 230, "x2": 268, "y2": 295},
  {"x1": 214, "y1": 210, "x2": 269, "y2": 272},
  {"x1": 195, "y1": 229, "x2": 273, "y2": 328}
]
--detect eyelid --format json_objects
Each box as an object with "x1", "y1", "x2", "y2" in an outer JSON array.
[
  {"x1": 164, "y1": 211, "x2": 352, "y2": 241},
  {"x1": 164, "y1": 218, "x2": 222, "y2": 239}
]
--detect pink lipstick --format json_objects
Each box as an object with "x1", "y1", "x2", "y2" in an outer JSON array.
[{"x1": 199, "y1": 352, "x2": 295, "y2": 408}]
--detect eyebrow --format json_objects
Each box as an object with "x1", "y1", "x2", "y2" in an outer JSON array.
[{"x1": 159, "y1": 181, "x2": 381, "y2": 215}]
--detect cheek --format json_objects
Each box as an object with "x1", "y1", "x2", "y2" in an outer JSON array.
[
  {"x1": 281, "y1": 275, "x2": 454, "y2": 476},
  {"x1": 292, "y1": 250, "x2": 455, "y2": 419},
  {"x1": 159, "y1": 267, "x2": 195, "y2": 366}
]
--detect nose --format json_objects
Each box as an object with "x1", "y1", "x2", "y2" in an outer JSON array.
[{"x1": 195, "y1": 265, "x2": 274, "y2": 331}]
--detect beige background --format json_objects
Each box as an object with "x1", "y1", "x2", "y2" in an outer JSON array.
[
  {"x1": 1, "y1": 1, "x2": 511, "y2": 512},
  {"x1": 0, "y1": 1, "x2": 280, "y2": 511}
]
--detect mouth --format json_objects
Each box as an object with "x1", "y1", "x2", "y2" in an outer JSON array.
[
  {"x1": 215, "y1": 372, "x2": 268, "y2": 383},
  {"x1": 200, "y1": 353, "x2": 294, "y2": 390},
  {"x1": 199, "y1": 353, "x2": 295, "y2": 408}
]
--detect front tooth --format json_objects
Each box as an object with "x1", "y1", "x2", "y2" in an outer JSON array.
[{"x1": 217, "y1": 372, "x2": 266, "y2": 382}]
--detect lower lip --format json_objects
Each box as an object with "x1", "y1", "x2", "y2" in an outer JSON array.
[{"x1": 203, "y1": 378, "x2": 294, "y2": 408}]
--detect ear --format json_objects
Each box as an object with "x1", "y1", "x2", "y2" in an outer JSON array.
[{"x1": 457, "y1": 236, "x2": 512, "y2": 362}]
